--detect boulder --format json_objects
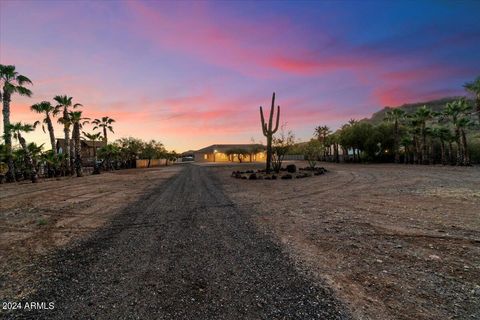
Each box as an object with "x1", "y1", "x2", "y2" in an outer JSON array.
[
  {"x1": 286, "y1": 164, "x2": 297, "y2": 173},
  {"x1": 248, "y1": 173, "x2": 257, "y2": 180},
  {"x1": 281, "y1": 174, "x2": 293, "y2": 179}
]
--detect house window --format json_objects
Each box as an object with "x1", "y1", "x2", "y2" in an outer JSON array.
[{"x1": 204, "y1": 154, "x2": 207, "y2": 160}]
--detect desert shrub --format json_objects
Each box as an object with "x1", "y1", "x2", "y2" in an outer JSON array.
[{"x1": 304, "y1": 139, "x2": 323, "y2": 169}]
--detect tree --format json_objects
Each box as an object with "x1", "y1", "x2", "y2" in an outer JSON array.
[
  {"x1": 26, "y1": 142, "x2": 44, "y2": 174},
  {"x1": 431, "y1": 126, "x2": 451, "y2": 165},
  {"x1": 443, "y1": 99, "x2": 472, "y2": 165},
  {"x1": 384, "y1": 108, "x2": 406, "y2": 163},
  {"x1": 98, "y1": 144, "x2": 120, "y2": 170},
  {"x1": 31, "y1": 101, "x2": 57, "y2": 154},
  {"x1": 271, "y1": 126, "x2": 295, "y2": 173},
  {"x1": 83, "y1": 131, "x2": 102, "y2": 174},
  {"x1": 0, "y1": 64, "x2": 33, "y2": 182},
  {"x1": 457, "y1": 117, "x2": 475, "y2": 166},
  {"x1": 400, "y1": 135, "x2": 413, "y2": 164},
  {"x1": 260, "y1": 92, "x2": 280, "y2": 173},
  {"x1": 413, "y1": 106, "x2": 434, "y2": 164},
  {"x1": 69, "y1": 111, "x2": 89, "y2": 177},
  {"x1": 314, "y1": 125, "x2": 331, "y2": 160},
  {"x1": 7, "y1": 122, "x2": 38, "y2": 182},
  {"x1": 92, "y1": 116, "x2": 115, "y2": 143},
  {"x1": 165, "y1": 151, "x2": 178, "y2": 166},
  {"x1": 304, "y1": 139, "x2": 323, "y2": 170},
  {"x1": 41, "y1": 150, "x2": 64, "y2": 177},
  {"x1": 464, "y1": 76, "x2": 480, "y2": 124},
  {"x1": 54, "y1": 95, "x2": 82, "y2": 174},
  {"x1": 115, "y1": 137, "x2": 144, "y2": 168},
  {"x1": 141, "y1": 140, "x2": 165, "y2": 167}
]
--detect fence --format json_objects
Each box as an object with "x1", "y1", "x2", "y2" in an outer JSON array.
[
  {"x1": 283, "y1": 154, "x2": 305, "y2": 161},
  {"x1": 136, "y1": 159, "x2": 167, "y2": 168}
]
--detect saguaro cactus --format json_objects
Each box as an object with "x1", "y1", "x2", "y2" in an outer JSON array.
[{"x1": 260, "y1": 92, "x2": 280, "y2": 173}]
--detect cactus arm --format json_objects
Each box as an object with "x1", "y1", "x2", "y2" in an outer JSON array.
[
  {"x1": 268, "y1": 92, "x2": 275, "y2": 131},
  {"x1": 260, "y1": 106, "x2": 268, "y2": 136},
  {"x1": 272, "y1": 105, "x2": 280, "y2": 133}
]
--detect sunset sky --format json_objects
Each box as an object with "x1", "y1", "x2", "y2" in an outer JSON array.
[{"x1": 1, "y1": 0, "x2": 479, "y2": 152}]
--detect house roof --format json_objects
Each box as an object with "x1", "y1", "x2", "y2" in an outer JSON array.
[{"x1": 194, "y1": 144, "x2": 265, "y2": 153}]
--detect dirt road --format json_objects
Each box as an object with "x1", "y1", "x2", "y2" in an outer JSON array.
[{"x1": 8, "y1": 165, "x2": 348, "y2": 319}]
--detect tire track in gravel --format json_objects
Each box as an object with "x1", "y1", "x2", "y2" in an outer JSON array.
[{"x1": 8, "y1": 165, "x2": 349, "y2": 320}]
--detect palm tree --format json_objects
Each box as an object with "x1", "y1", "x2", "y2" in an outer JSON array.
[
  {"x1": 314, "y1": 125, "x2": 331, "y2": 160},
  {"x1": 400, "y1": 135, "x2": 413, "y2": 164},
  {"x1": 0, "y1": 65, "x2": 33, "y2": 182},
  {"x1": 406, "y1": 116, "x2": 422, "y2": 164},
  {"x1": 27, "y1": 142, "x2": 44, "y2": 173},
  {"x1": 54, "y1": 95, "x2": 82, "y2": 174},
  {"x1": 69, "y1": 111, "x2": 89, "y2": 177},
  {"x1": 457, "y1": 117, "x2": 474, "y2": 166},
  {"x1": 431, "y1": 126, "x2": 451, "y2": 165},
  {"x1": 384, "y1": 108, "x2": 406, "y2": 163},
  {"x1": 92, "y1": 116, "x2": 115, "y2": 143},
  {"x1": 413, "y1": 106, "x2": 434, "y2": 164},
  {"x1": 41, "y1": 150, "x2": 63, "y2": 178},
  {"x1": 464, "y1": 76, "x2": 480, "y2": 124},
  {"x1": 31, "y1": 101, "x2": 57, "y2": 154},
  {"x1": 443, "y1": 99, "x2": 472, "y2": 165},
  {"x1": 83, "y1": 131, "x2": 102, "y2": 174},
  {"x1": 7, "y1": 122, "x2": 38, "y2": 182}
]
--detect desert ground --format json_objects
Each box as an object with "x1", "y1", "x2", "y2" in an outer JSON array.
[
  {"x1": 0, "y1": 162, "x2": 479, "y2": 319},
  {"x1": 215, "y1": 162, "x2": 480, "y2": 320}
]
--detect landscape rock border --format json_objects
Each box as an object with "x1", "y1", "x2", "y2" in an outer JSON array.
[{"x1": 231, "y1": 166, "x2": 327, "y2": 180}]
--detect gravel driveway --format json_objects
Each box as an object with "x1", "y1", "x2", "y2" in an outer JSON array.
[{"x1": 9, "y1": 165, "x2": 348, "y2": 320}]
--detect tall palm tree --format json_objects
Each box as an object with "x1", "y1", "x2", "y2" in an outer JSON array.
[
  {"x1": 457, "y1": 117, "x2": 474, "y2": 166},
  {"x1": 7, "y1": 122, "x2": 38, "y2": 183},
  {"x1": 384, "y1": 108, "x2": 406, "y2": 163},
  {"x1": 69, "y1": 111, "x2": 89, "y2": 177},
  {"x1": 400, "y1": 135, "x2": 413, "y2": 164},
  {"x1": 464, "y1": 76, "x2": 480, "y2": 124},
  {"x1": 443, "y1": 99, "x2": 472, "y2": 165},
  {"x1": 413, "y1": 106, "x2": 434, "y2": 164},
  {"x1": 431, "y1": 126, "x2": 452, "y2": 165},
  {"x1": 0, "y1": 64, "x2": 33, "y2": 182},
  {"x1": 83, "y1": 131, "x2": 102, "y2": 174},
  {"x1": 31, "y1": 101, "x2": 57, "y2": 154},
  {"x1": 54, "y1": 95, "x2": 82, "y2": 174},
  {"x1": 92, "y1": 116, "x2": 115, "y2": 143},
  {"x1": 406, "y1": 116, "x2": 422, "y2": 164}
]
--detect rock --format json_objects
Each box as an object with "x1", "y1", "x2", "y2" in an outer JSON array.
[
  {"x1": 248, "y1": 173, "x2": 257, "y2": 180},
  {"x1": 286, "y1": 164, "x2": 297, "y2": 173},
  {"x1": 281, "y1": 174, "x2": 293, "y2": 180}
]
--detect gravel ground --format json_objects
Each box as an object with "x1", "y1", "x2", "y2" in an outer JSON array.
[
  {"x1": 6, "y1": 164, "x2": 349, "y2": 319},
  {"x1": 216, "y1": 162, "x2": 480, "y2": 320}
]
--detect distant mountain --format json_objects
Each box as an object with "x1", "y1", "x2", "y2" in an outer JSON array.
[{"x1": 362, "y1": 96, "x2": 467, "y2": 125}]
